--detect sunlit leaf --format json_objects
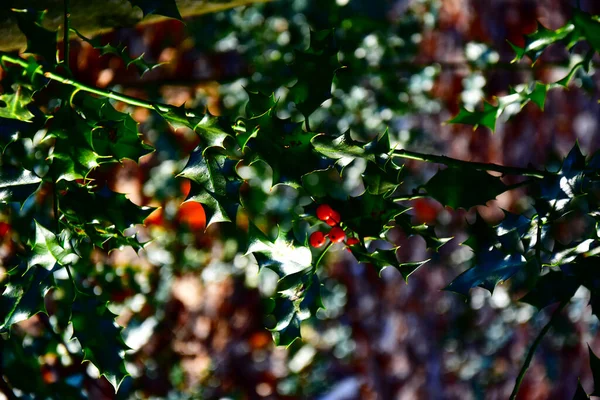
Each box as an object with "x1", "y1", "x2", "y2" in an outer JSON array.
[{"x1": 0, "y1": 264, "x2": 54, "y2": 332}]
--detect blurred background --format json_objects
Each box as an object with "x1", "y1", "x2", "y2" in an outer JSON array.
[{"x1": 2, "y1": 0, "x2": 600, "y2": 399}]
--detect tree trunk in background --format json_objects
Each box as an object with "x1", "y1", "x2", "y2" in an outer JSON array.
[{"x1": 0, "y1": 0, "x2": 270, "y2": 51}]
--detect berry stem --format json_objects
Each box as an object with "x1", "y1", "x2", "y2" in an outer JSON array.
[{"x1": 314, "y1": 242, "x2": 333, "y2": 270}]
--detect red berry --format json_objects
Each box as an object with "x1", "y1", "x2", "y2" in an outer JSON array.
[
  {"x1": 325, "y1": 210, "x2": 341, "y2": 226},
  {"x1": 309, "y1": 231, "x2": 327, "y2": 248},
  {"x1": 316, "y1": 204, "x2": 334, "y2": 221},
  {"x1": 346, "y1": 237, "x2": 359, "y2": 246},
  {"x1": 329, "y1": 227, "x2": 346, "y2": 243}
]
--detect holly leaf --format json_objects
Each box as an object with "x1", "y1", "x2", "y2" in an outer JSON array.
[
  {"x1": 28, "y1": 221, "x2": 79, "y2": 271},
  {"x1": 13, "y1": 9, "x2": 57, "y2": 64},
  {"x1": 48, "y1": 110, "x2": 108, "y2": 181},
  {"x1": 128, "y1": 0, "x2": 182, "y2": 20},
  {"x1": 519, "y1": 271, "x2": 579, "y2": 309},
  {"x1": 247, "y1": 223, "x2": 312, "y2": 276},
  {"x1": 508, "y1": 21, "x2": 575, "y2": 63},
  {"x1": 445, "y1": 248, "x2": 525, "y2": 296},
  {"x1": 301, "y1": 166, "x2": 347, "y2": 200},
  {"x1": 270, "y1": 299, "x2": 302, "y2": 347},
  {"x1": 298, "y1": 273, "x2": 323, "y2": 317},
  {"x1": 0, "y1": 264, "x2": 54, "y2": 332},
  {"x1": 0, "y1": 85, "x2": 35, "y2": 122},
  {"x1": 349, "y1": 245, "x2": 428, "y2": 281},
  {"x1": 573, "y1": 10, "x2": 600, "y2": 52},
  {"x1": 245, "y1": 90, "x2": 277, "y2": 118},
  {"x1": 288, "y1": 30, "x2": 342, "y2": 118},
  {"x1": 71, "y1": 295, "x2": 130, "y2": 392},
  {"x1": 538, "y1": 143, "x2": 587, "y2": 213},
  {"x1": 178, "y1": 148, "x2": 240, "y2": 226},
  {"x1": 58, "y1": 183, "x2": 153, "y2": 248},
  {"x1": 447, "y1": 101, "x2": 499, "y2": 131},
  {"x1": 462, "y1": 211, "x2": 532, "y2": 255},
  {"x1": 80, "y1": 96, "x2": 153, "y2": 162},
  {"x1": 393, "y1": 214, "x2": 452, "y2": 252},
  {"x1": 0, "y1": 166, "x2": 41, "y2": 203},
  {"x1": 328, "y1": 192, "x2": 408, "y2": 239},
  {"x1": 72, "y1": 28, "x2": 161, "y2": 76},
  {"x1": 363, "y1": 157, "x2": 404, "y2": 197},
  {"x1": 311, "y1": 131, "x2": 383, "y2": 166},
  {"x1": 244, "y1": 109, "x2": 319, "y2": 187},
  {"x1": 423, "y1": 167, "x2": 507, "y2": 210},
  {"x1": 156, "y1": 106, "x2": 233, "y2": 151}
]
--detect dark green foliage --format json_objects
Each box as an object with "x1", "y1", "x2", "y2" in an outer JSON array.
[
  {"x1": 71, "y1": 295, "x2": 131, "y2": 390},
  {"x1": 423, "y1": 167, "x2": 507, "y2": 210},
  {"x1": 1, "y1": 1, "x2": 600, "y2": 397},
  {"x1": 445, "y1": 249, "x2": 525, "y2": 296},
  {"x1": 0, "y1": 264, "x2": 54, "y2": 332},
  {"x1": 13, "y1": 9, "x2": 57, "y2": 64}
]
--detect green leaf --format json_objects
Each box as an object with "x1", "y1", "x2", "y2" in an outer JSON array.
[
  {"x1": 588, "y1": 345, "x2": 600, "y2": 396},
  {"x1": 0, "y1": 166, "x2": 41, "y2": 203},
  {"x1": 572, "y1": 10, "x2": 600, "y2": 52},
  {"x1": 80, "y1": 96, "x2": 153, "y2": 162},
  {"x1": 71, "y1": 295, "x2": 130, "y2": 392},
  {"x1": 288, "y1": 30, "x2": 342, "y2": 118},
  {"x1": 330, "y1": 192, "x2": 408, "y2": 239},
  {"x1": 447, "y1": 101, "x2": 498, "y2": 131},
  {"x1": 0, "y1": 85, "x2": 35, "y2": 122},
  {"x1": 423, "y1": 167, "x2": 507, "y2": 210},
  {"x1": 311, "y1": 131, "x2": 377, "y2": 166},
  {"x1": 0, "y1": 264, "x2": 54, "y2": 332},
  {"x1": 299, "y1": 273, "x2": 323, "y2": 317},
  {"x1": 508, "y1": 21, "x2": 575, "y2": 63},
  {"x1": 47, "y1": 110, "x2": 107, "y2": 181},
  {"x1": 349, "y1": 245, "x2": 428, "y2": 281},
  {"x1": 538, "y1": 143, "x2": 587, "y2": 213},
  {"x1": 445, "y1": 248, "x2": 525, "y2": 296},
  {"x1": 448, "y1": 82, "x2": 550, "y2": 132},
  {"x1": 28, "y1": 221, "x2": 79, "y2": 271},
  {"x1": 462, "y1": 211, "x2": 532, "y2": 255},
  {"x1": 363, "y1": 158, "x2": 404, "y2": 197},
  {"x1": 245, "y1": 90, "x2": 278, "y2": 118},
  {"x1": 519, "y1": 271, "x2": 579, "y2": 309},
  {"x1": 272, "y1": 312, "x2": 301, "y2": 347},
  {"x1": 247, "y1": 224, "x2": 312, "y2": 276},
  {"x1": 243, "y1": 109, "x2": 319, "y2": 187},
  {"x1": 72, "y1": 28, "x2": 161, "y2": 76},
  {"x1": 13, "y1": 9, "x2": 57, "y2": 64},
  {"x1": 179, "y1": 148, "x2": 240, "y2": 226},
  {"x1": 157, "y1": 106, "x2": 234, "y2": 151},
  {"x1": 301, "y1": 166, "x2": 347, "y2": 200},
  {"x1": 393, "y1": 214, "x2": 452, "y2": 252},
  {"x1": 58, "y1": 183, "x2": 153, "y2": 248},
  {"x1": 128, "y1": 0, "x2": 182, "y2": 20}
]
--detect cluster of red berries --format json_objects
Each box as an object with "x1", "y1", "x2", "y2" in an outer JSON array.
[{"x1": 309, "y1": 204, "x2": 360, "y2": 249}]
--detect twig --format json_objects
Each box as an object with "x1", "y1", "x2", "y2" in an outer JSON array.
[
  {"x1": 63, "y1": 0, "x2": 71, "y2": 71},
  {"x1": 391, "y1": 149, "x2": 550, "y2": 179},
  {"x1": 0, "y1": 54, "x2": 182, "y2": 115},
  {"x1": 509, "y1": 300, "x2": 569, "y2": 400},
  {"x1": 314, "y1": 242, "x2": 333, "y2": 270}
]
